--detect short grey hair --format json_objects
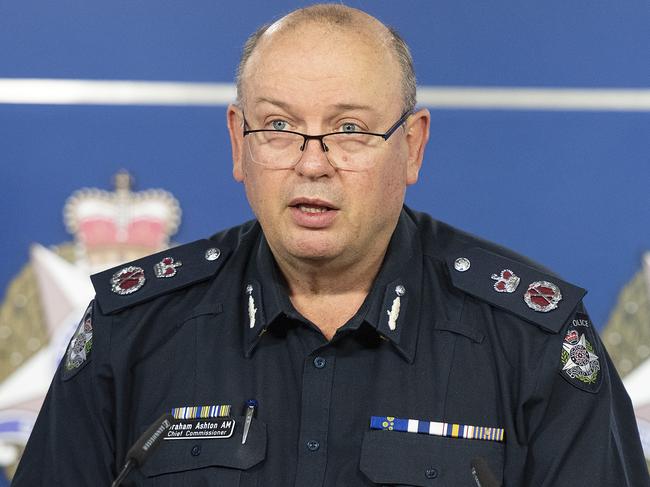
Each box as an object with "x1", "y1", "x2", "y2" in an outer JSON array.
[{"x1": 235, "y1": 4, "x2": 417, "y2": 113}]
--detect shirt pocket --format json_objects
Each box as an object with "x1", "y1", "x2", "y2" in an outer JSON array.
[
  {"x1": 140, "y1": 416, "x2": 266, "y2": 487},
  {"x1": 359, "y1": 430, "x2": 503, "y2": 486}
]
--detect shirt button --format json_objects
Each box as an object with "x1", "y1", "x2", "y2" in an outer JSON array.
[
  {"x1": 313, "y1": 356, "x2": 326, "y2": 369},
  {"x1": 191, "y1": 445, "x2": 201, "y2": 456},
  {"x1": 306, "y1": 440, "x2": 320, "y2": 451},
  {"x1": 425, "y1": 467, "x2": 438, "y2": 479}
]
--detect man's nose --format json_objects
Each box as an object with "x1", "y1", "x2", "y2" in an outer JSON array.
[{"x1": 294, "y1": 137, "x2": 337, "y2": 177}]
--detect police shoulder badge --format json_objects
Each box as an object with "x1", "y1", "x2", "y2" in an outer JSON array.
[
  {"x1": 110, "y1": 265, "x2": 146, "y2": 295},
  {"x1": 91, "y1": 239, "x2": 229, "y2": 315},
  {"x1": 63, "y1": 302, "x2": 94, "y2": 380},
  {"x1": 446, "y1": 247, "x2": 587, "y2": 333},
  {"x1": 559, "y1": 312, "x2": 603, "y2": 393}
]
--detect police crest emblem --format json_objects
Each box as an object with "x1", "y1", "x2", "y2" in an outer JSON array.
[
  {"x1": 559, "y1": 312, "x2": 602, "y2": 393},
  {"x1": 64, "y1": 303, "x2": 94, "y2": 375}
]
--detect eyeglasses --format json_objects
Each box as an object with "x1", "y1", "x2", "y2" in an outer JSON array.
[{"x1": 242, "y1": 111, "x2": 412, "y2": 171}]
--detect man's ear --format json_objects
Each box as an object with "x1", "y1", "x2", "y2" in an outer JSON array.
[
  {"x1": 227, "y1": 104, "x2": 245, "y2": 182},
  {"x1": 404, "y1": 108, "x2": 431, "y2": 185}
]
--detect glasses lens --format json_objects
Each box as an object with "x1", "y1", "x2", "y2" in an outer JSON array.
[
  {"x1": 245, "y1": 130, "x2": 386, "y2": 170},
  {"x1": 246, "y1": 131, "x2": 303, "y2": 168},
  {"x1": 323, "y1": 133, "x2": 382, "y2": 170}
]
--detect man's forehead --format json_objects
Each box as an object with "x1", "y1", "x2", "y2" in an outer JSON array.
[
  {"x1": 248, "y1": 96, "x2": 381, "y2": 120},
  {"x1": 242, "y1": 24, "x2": 400, "y2": 106},
  {"x1": 245, "y1": 69, "x2": 394, "y2": 117},
  {"x1": 253, "y1": 97, "x2": 374, "y2": 111},
  {"x1": 242, "y1": 10, "x2": 397, "y2": 84}
]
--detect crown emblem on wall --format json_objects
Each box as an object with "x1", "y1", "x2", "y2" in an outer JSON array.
[{"x1": 63, "y1": 170, "x2": 181, "y2": 271}]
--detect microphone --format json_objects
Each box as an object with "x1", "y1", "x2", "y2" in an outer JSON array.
[
  {"x1": 471, "y1": 457, "x2": 501, "y2": 487},
  {"x1": 111, "y1": 413, "x2": 174, "y2": 487}
]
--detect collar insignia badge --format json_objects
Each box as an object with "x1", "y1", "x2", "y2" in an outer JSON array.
[
  {"x1": 110, "y1": 266, "x2": 146, "y2": 295},
  {"x1": 246, "y1": 284, "x2": 257, "y2": 329},
  {"x1": 491, "y1": 269, "x2": 520, "y2": 293},
  {"x1": 561, "y1": 330, "x2": 600, "y2": 384},
  {"x1": 154, "y1": 256, "x2": 182, "y2": 278},
  {"x1": 386, "y1": 285, "x2": 405, "y2": 331},
  {"x1": 524, "y1": 280, "x2": 562, "y2": 312}
]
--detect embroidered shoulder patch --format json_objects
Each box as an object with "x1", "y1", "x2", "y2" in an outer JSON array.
[
  {"x1": 558, "y1": 312, "x2": 603, "y2": 393},
  {"x1": 63, "y1": 303, "x2": 93, "y2": 379}
]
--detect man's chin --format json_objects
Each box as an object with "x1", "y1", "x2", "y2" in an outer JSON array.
[{"x1": 282, "y1": 237, "x2": 344, "y2": 264}]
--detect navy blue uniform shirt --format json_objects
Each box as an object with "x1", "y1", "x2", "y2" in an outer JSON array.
[{"x1": 13, "y1": 208, "x2": 650, "y2": 486}]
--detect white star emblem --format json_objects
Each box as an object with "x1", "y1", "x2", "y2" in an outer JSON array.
[{"x1": 562, "y1": 333, "x2": 599, "y2": 378}]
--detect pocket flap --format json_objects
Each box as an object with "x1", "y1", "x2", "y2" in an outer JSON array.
[
  {"x1": 140, "y1": 416, "x2": 266, "y2": 477},
  {"x1": 360, "y1": 430, "x2": 503, "y2": 486}
]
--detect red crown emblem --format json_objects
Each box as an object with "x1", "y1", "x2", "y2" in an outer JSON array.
[
  {"x1": 564, "y1": 330, "x2": 579, "y2": 344},
  {"x1": 63, "y1": 171, "x2": 181, "y2": 271}
]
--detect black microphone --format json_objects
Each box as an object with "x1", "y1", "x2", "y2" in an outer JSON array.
[
  {"x1": 111, "y1": 413, "x2": 174, "y2": 487},
  {"x1": 471, "y1": 457, "x2": 501, "y2": 487}
]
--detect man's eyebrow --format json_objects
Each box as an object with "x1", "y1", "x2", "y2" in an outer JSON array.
[
  {"x1": 331, "y1": 103, "x2": 375, "y2": 113},
  {"x1": 253, "y1": 97, "x2": 293, "y2": 112}
]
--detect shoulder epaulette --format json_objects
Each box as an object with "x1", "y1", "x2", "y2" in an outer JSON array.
[
  {"x1": 446, "y1": 247, "x2": 586, "y2": 333},
  {"x1": 91, "y1": 239, "x2": 229, "y2": 315}
]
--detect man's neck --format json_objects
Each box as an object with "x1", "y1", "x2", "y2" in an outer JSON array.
[{"x1": 272, "y1": 244, "x2": 388, "y2": 340}]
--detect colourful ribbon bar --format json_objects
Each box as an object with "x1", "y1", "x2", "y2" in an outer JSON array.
[
  {"x1": 171, "y1": 404, "x2": 232, "y2": 420},
  {"x1": 370, "y1": 416, "x2": 505, "y2": 443}
]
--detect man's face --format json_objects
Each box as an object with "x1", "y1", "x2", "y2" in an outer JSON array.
[{"x1": 228, "y1": 22, "x2": 429, "y2": 270}]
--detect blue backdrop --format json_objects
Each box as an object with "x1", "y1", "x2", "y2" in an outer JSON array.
[{"x1": 1, "y1": 1, "x2": 650, "y2": 484}]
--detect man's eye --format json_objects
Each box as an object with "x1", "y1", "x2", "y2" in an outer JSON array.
[
  {"x1": 341, "y1": 122, "x2": 360, "y2": 133},
  {"x1": 271, "y1": 120, "x2": 288, "y2": 131}
]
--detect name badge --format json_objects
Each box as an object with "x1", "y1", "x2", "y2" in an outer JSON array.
[{"x1": 164, "y1": 418, "x2": 235, "y2": 440}]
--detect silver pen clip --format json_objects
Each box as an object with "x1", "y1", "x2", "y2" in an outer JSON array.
[{"x1": 242, "y1": 398, "x2": 258, "y2": 444}]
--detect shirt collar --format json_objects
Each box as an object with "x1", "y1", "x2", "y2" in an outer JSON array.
[
  {"x1": 348, "y1": 209, "x2": 423, "y2": 362},
  {"x1": 241, "y1": 232, "x2": 287, "y2": 357},
  {"x1": 242, "y1": 208, "x2": 423, "y2": 362}
]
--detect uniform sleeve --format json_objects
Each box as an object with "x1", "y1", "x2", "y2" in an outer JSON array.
[
  {"x1": 12, "y1": 301, "x2": 116, "y2": 486},
  {"x1": 522, "y1": 306, "x2": 650, "y2": 486}
]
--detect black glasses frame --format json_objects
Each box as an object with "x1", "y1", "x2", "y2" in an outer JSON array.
[{"x1": 242, "y1": 110, "x2": 412, "y2": 153}]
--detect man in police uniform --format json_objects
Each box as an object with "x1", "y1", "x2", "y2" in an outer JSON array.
[{"x1": 13, "y1": 4, "x2": 650, "y2": 486}]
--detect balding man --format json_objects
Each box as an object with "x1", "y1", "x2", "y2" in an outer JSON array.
[{"x1": 13, "y1": 4, "x2": 649, "y2": 486}]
